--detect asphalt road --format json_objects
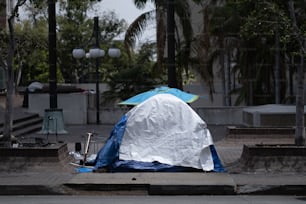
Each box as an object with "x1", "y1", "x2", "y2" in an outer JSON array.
[{"x1": 0, "y1": 196, "x2": 306, "y2": 204}]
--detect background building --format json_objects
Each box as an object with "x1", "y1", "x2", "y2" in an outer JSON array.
[{"x1": 183, "y1": 1, "x2": 240, "y2": 107}]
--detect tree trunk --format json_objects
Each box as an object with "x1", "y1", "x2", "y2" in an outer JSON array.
[
  {"x1": 274, "y1": 24, "x2": 280, "y2": 104},
  {"x1": 155, "y1": 6, "x2": 166, "y2": 75},
  {"x1": 295, "y1": 52, "x2": 305, "y2": 146},
  {"x1": 3, "y1": 64, "x2": 14, "y2": 147},
  {"x1": 2, "y1": 11, "x2": 16, "y2": 147},
  {"x1": 288, "y1": 0, "x2": 306, "y2": 146},
  {"x1": 167, "y1": 0, "x2": 177, "y2": 88},
  {"x1": 1, "y1": 0, "x2": 27, "y2": 147}
]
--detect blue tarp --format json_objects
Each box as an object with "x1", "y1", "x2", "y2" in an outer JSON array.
[
  {"x1": 118, "y1": 86, "x2": 199, "y2": 105},
  {"x1": 92, "y1": 115, "x2": 225, "y2": 172}
]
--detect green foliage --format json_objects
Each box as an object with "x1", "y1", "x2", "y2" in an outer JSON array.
[
  {"x1": 56, "y1": 0, "x2": 128, "y2": 83},
  {"x1": 126, "y1": 0, "x2": 204, "y2": 90},
  {"x1": 57, "y1": 9, "x2": 128, "y2": 83},
  {"x1": 2, "y1": 0, "x2": 129, "y2": 85},
  {"x1": 102, "y1": 42, "x2": 164, "y2": 104},
  {"x1": 0, "y1": 0, "x2": 161, "y2": 107},
  {"x1": 240, "y1": 2, "x2": 291, "y2": 44},
  {"x1": 14, "y1": 19, "x2": 57, "y2": 84},
  {"x1": 209, "y1": 2, "x2": 242, "y2": 36},
  {"x1": 208, "y1": 0, "x2": 306, "y2": 105}
]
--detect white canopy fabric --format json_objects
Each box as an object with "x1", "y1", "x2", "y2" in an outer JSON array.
[{"x1": 119, "y1": 94, "x2": 214, "y2": 171}]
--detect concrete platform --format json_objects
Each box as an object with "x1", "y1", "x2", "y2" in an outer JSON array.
[
  {"x1": 236, "y1": 144, "x2": 306, "y2": 173},
  {"x1": 243, "y1": 104, "x2": 306, "y2": 127},
  {"x1": 64, "y1": 172, "x2": 236, "y2": 195},
  {"x1": 0, "y1": 143, "x2": 73, "y2": 172}
]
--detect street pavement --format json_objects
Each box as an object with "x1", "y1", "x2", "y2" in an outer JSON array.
[
  {"x1": 1, "y1": 195, "x2": 306, "y2": 204},
  {"x1": 0, "y1": 111, "x2": 306, "y2": 195}
]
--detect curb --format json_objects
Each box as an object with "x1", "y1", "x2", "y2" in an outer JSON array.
[
  {"x1": 64, "y1": 183, "x2": 237, "y2": 195},
  {"x1": 63, "y1": 172, "x2": 237, "y2": 195},
  {"x1": 237, "y1": 184, "x2": 306, "y2": 195},
  {"x1": 1, "y1": 175, "x2": 306, "y2": 195},
  {"x1": 148, "y1": 184, "x2": 235, "y2": 195},
  {"x1": 0, "y1": 185, "x2": 63, "y2": 195}
]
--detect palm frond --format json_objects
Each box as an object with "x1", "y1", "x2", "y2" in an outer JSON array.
[
  {"x1": 124, "y1": 10, "x2": 155, "y2": 56},
  {"x1": 133, "y1": 0, "x2": 152, "y2": 9}
]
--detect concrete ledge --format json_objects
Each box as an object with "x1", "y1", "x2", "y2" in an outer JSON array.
[
  {"x1": 0, "y1": 143, "x2": 68, "y2": 158},
  {"x1": 64, "y1": 172, "x2": 236, "y2": 195},
  {"x1": 227, "y1": 126, "x2": 295, "y2": 136},
  {"x1": 238, "y1": 184, "x2": 306, "y2": 195},
  {"x1": 237, "y1": 145, "x2": 306, "y2": 172},
  {"x1": 64, "y1": 183, "x2": 149, "y2": 194},
  {"x1": 0, "y1": 185, "x2": 63, "y2": 195},
  {"x1": 242, "y1": 104, "x2": 306, "y2": 127},
  {"x1": 0, "y1": 144, "x2": 72, "y2": 172},
  {"x1": 231, "y1": 173, "x2": 306, "y2": 195},
  {"x1": 149, "y1": 185, "x2": 235, "y2": 195}
]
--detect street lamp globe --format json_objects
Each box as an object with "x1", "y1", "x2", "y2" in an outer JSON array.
[
  {"x1": 89, "y1": 48, "x2": 105, "y2": 58},
  {"x1": 72, "y1": 48, "x2": 85, "y2": 59},
  {"x1": 99, "y1": 49, "x2": 105, "y2": 57},
  {"x1": 108, "y1": 47, "x2": 121, "y2": 58}
]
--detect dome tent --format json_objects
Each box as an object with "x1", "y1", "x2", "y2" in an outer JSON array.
[
  {"x1": 118, "y1": 86, "x2": 199, "y2": 105},
  {"x1": 93, "y1": 94, "x2": 224, "y2": 172}
]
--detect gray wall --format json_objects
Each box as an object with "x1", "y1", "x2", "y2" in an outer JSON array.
[
  {"x1": 29, "y1": 92, "x2": 302, "y2": 127},
  {"x1": 28, "y1": 92, "x2": 88, "y2": 124},
  {"x1": 28, "y1": 92, "x2": 244, "y2": 125}
]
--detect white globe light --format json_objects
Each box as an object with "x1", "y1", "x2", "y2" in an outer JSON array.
[
  {"x1": 72, "y1": 49, "x2": 85, "y2": 59},
  {"x1": 108, "y1": 48, "x2": 121, "y2": 58},
  {"x1": 89, "y1": 48, "x2": 101, "y2": 58},
  {"x1": 85, "y1": 53, "x2": 91, "y2": 58},
  {"x1": 99, "y1": 49, "x2": 105, "y2": 57}
]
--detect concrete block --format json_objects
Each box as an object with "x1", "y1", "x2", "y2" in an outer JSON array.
[{"x1": 242, "y1": 104, "x2": 306, "y2": 127}]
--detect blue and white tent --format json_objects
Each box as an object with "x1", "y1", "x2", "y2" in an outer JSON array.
[
  {"x1": 93, "y1": 94, "x2": 224, "y2": 172},
  {"x1": 118, "y1": 86, "x2": 199, "y2": 105}
]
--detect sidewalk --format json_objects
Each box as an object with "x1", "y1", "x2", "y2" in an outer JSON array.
[{"x1": 1, "y1": 118, "x2": 306, "y2": 195}]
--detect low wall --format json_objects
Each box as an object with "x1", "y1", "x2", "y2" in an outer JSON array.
[
  {"x1": 95, "y1": 106, "x2": 244, "y2": 126},
  {"x1": 27, "y1": 92, "x2": 246, "y2": 125},
  {"x1": 88, "y1": 107, "x2": 130, "y2": 125},
  {"x1": 0, "y1": 143, "x2": 71, "y2": 172},
  {"x1": 28, "y1": 92, "x2": 88, "y2": 124},
  {"x1": 238, "y1": 145, "x2": 306, "y2": 172},
  {"x1": 194, "y1": 106, "x2": 243, "y2": 125},
  {"x1": 29, "y1": 93, "x2": 305, "y2": 127}
]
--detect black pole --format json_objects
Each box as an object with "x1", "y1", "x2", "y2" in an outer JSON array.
[
  {"x1": 274, "y1": 23, "x2": 280, "y2": 104},
  {"x1": 48, "y1": 0, "x2": 57, "y2": 109},
  {"x1": 41, "y1": 0, "x2": 66, "y2": 136},
  {"x1": 167, "y1": 0, "x2": 177, "y2": 88},
  {"x1": 94, "y1": 17, "x2": 100, "y2": 124}
]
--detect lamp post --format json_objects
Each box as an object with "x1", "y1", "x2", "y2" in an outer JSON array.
[
  {"x1": 72, "y1": 16, "x2": 121, "y2": 124},
  {"x1": 167, "y1": 0, "x2": 177, "y2": 88},
  {"x1": 48, "y1": 0, "x2": 57, "y2": 109},
  {"x1": 40, "y1": 0, "x2": 67, "y2": 136}
]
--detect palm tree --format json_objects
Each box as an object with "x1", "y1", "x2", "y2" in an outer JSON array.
[
  {"x1": 191, "y1": 0, "x2": 226, "y2": 102},
  {"x1": 125, "y1": 0, "x2": 198, "y2": 88},
  {"x1": 203, "y1": 0, "x2": 293, "y2": 106}
]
